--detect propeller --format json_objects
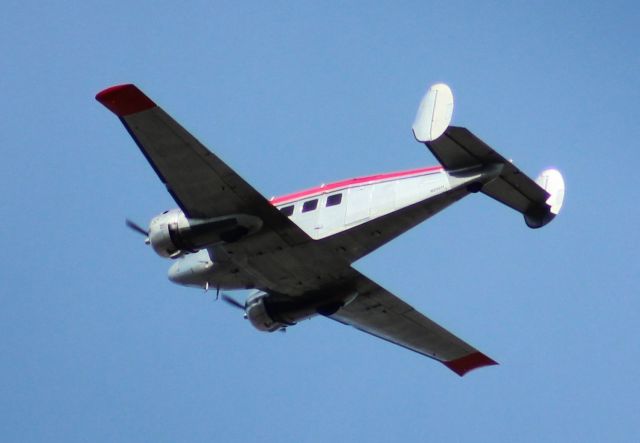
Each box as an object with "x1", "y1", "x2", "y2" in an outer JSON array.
[
  {"x1": 221, "y1": 293, "x2": 245, "y2": 311},
  {"x1": 125, "y1": 219, "x2": 149, "y2": 236}
]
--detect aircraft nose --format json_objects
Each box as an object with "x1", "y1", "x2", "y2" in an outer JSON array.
[
  {"x1": 168, "y1": 261, "x2": 186, "y2": 284},
  {"x1": 168, "y1": 256, "x2": 213, "y2": 286}
]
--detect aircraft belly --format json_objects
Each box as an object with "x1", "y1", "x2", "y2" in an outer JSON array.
[
  {"x1": 211, "y1": 229, "x2": 351, "y2": 296},
  {"x1": 168, "y1": 222, "x2": 352, "y2": 294}
]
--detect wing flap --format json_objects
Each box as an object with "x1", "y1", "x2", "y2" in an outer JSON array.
[{"x1": 330, "y1": 271, "x2": 497, "y2": 376}]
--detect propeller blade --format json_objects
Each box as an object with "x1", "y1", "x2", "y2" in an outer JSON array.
[
  {"x1": 125, "y1": 219, "x2": 149, "y2": 236},
  {"x1": 221, "y1": 294, "x2": 245, "y2": 310}
]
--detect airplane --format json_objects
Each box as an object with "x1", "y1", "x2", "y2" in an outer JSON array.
[{"x1": 96, "y1": 83, "x2": 565, "y2": 376}]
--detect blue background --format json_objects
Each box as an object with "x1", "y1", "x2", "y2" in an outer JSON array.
[{"x1": 2, "y1": 1, "x2": 638, "y2": 441}]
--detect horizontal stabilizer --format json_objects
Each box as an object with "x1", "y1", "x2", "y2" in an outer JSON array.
[{"x1": 425, "y1": 127, "x2": 564, "y2": 228}]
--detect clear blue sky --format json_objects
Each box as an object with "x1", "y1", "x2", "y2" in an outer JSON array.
[{"x1": 2, "y1": 1, "x2": 638, "y2": 441}]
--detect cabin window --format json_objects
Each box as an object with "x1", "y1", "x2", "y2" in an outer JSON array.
[
  {"x1": 326, "y1": 193, "x2": 342, "y2": 207},
  {"x1": 279, "y1": 205, "x2": 294, "y2": 217},
  {"x1": 302, "y1": 199, "x2": 318, "y2": 213}
]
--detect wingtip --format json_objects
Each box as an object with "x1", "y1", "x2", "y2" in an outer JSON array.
[
  {"x1": 443, "y1": 352, "x2": 498, "y2": 377},
  {"x1": 95, "y1": 84, "x2": 156, "y2": 116}
]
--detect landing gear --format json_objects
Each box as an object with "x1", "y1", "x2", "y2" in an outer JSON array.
[
  {"x1": 316, "y1": 302, "x2": 343, "y2": 316},
  {"x1": 467, "y1": 182, "x2": 483, "y2": 193}
]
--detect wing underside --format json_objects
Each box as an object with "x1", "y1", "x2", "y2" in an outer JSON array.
[
  {"x1": 331, "y1": 270, "x2": 497, "y2": 376},
  {"x1": 96, "y1": 84, "x2": 309, "y2": 247}
]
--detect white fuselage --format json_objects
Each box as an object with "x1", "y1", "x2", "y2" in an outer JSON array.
[
  {"x1": 166, "y1": 163, "x2": 493, "y2": 290},
  {"x1": 271, "y1": 165, "x2": 447, "y2": 239}
]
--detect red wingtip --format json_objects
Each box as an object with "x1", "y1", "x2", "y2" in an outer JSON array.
[
  {"x1": 95, "y1": 84, "x2": 156, "y2": 116},
  {"x1": 443, "y1": 352, "x2": 498, "y2": 377}
]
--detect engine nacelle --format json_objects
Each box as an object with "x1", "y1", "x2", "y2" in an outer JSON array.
[
  {"x1": 148, "y1": 209, "x2": 188, "y2": 257},
  {"x1": 245, "y1": 292, "x2": 288, "y2": 332},
  {"x1": 148, "y1": 209, "x2": 262, "y2": 258},
  {"x1": 244, "y1": 290, "x2": 358, "y2": 332}
]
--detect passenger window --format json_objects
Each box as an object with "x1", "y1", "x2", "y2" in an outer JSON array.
[
  {"x1": 279, "y1": 205, "x2": 294, "y2": 217},
  {"x1": 302, "y1": 199, "x2": 318, "y2": 213},
  {"x1": 326, "y1": 193, "x2": 342, "y2": 207}
]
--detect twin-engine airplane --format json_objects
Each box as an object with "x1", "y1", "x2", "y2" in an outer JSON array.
[{"x1": 96, "y1": 83, "x2": 564, "y2": 376}]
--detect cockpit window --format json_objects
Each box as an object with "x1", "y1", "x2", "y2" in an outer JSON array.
[
  {"x1": 279, "y1": 205, "x2": 294, "y2": 217},
  {"x1": 302, "y1": 199, "x2": 318, "y2": 213},
  {"x1": 326, "y1": 193, "x2": 342, "y2": 207}
]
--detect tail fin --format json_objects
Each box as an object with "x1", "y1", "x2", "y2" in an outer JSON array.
[
  {"x1": 412, "y1": 84, "x2": 564, "y2": 228},
  {"x1": 412, "y1": 83, "x2": 454, "y2": 142},
  {"x1": 525, "y1": 169, "x2": 565, "y2": 228}
]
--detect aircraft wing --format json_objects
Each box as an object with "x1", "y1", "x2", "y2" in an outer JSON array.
[
  {"x1": 330, "y1": 270, "x2": 497, "y2": 376},
  {"x1": 96, "y1": 84, "x2": 309, "y2": 247},
  {"x1": 318, "y1": 186, "x2": 470, "y2": 264}
]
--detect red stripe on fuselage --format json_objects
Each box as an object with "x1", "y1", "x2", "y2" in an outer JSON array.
[{"x1": 270, "y1": 165, "x2": 444, "y2": 206}]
